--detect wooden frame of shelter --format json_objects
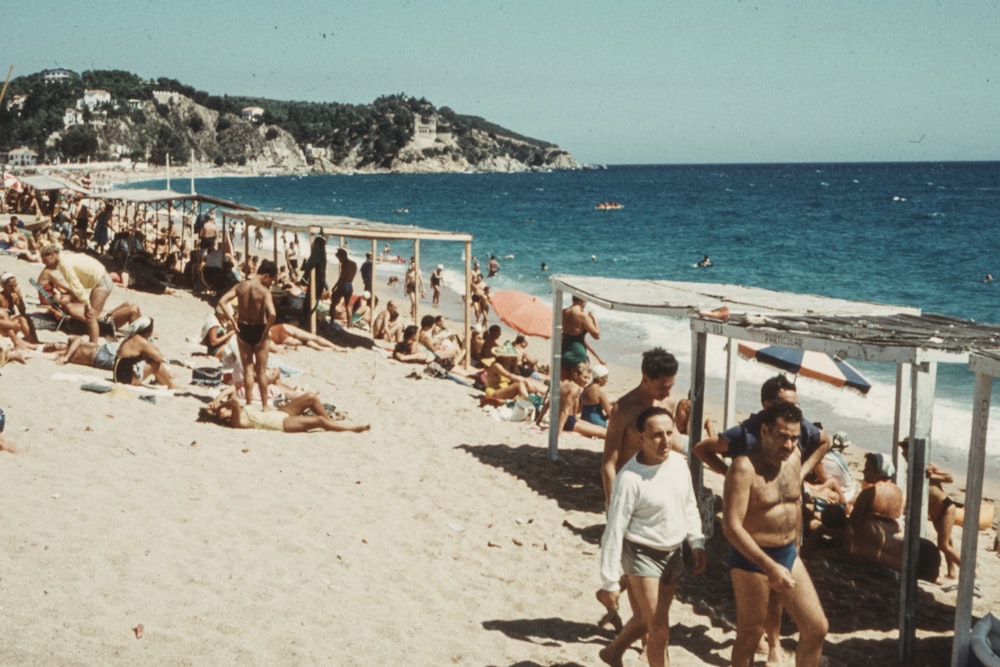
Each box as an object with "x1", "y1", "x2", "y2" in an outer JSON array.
[
  {"x1": 221, "y1": 211, "x2": 474, "y2": 364},
  {"x1": 98, "y1": 188, "x2": 255, "y2": 262},
  {"x1": 546, "y1": 274, "x2": 1000, "y2": 665},
  {"x1": 952, "y1": 349, "x2": 1000, "y2": 667}
]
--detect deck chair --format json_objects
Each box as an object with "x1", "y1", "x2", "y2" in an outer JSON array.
[
  {"x1": 29, "y1": 277, "x2": 72, "y2": 331},
  {"x1": 26, "y1": 277, "x2": 116, "y2": 336}
]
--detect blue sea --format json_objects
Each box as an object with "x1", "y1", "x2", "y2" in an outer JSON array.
[{"x1": 137, "y1": 163, "x2": 1000, "y2": 473}]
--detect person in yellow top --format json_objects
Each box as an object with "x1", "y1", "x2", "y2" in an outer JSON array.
[{"x1": 39, "y1": 243, "x2": 114, "y2": 343}]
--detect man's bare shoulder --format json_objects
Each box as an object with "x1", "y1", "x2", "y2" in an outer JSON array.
[{"x1": 612, "y1": 386, "x2": 646, "y2": 415}]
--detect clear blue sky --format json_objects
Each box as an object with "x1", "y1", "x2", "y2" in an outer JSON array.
[{"x1": 8, "y1": 0, "x2": 1000, "y2": 165}]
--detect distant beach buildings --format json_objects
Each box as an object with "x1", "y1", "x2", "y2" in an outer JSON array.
[
  {"x1": 2, "y1": 146, "x2": 38, "y2": 167},
  {"x1": 413, "y1": 115, "x2": 452, "y2": 149},
  {"x1": 80, "y1": 89, "x2": 111, "y2": 112},
  {"x1": 42, "y1": 68, "x2": 74, "y2": 83},
  {"x1": 241, "y1": 106, "x2": 265, "y2": 123}
]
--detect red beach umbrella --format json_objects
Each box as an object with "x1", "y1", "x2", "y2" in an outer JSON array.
[{"x1": 489, "y1": 289, "x2": 553, "y2": 339}]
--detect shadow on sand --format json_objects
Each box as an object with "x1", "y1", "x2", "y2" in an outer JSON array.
[{"x1": 462, "y1": 442, "x2": 960, "y2": 665}]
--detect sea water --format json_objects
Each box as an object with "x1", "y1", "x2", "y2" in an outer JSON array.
[{"x1": 137, "y1": 162, "x2": 1000, "y2": 473}]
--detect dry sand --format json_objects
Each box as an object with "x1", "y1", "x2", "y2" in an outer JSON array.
[{"x1": 1, "y1": 252, "x2": 998, "y2": 666}]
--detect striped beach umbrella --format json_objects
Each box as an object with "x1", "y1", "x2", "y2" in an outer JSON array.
[{"x1": 737, "y1": 341, "x2": 872, "y2": 395}]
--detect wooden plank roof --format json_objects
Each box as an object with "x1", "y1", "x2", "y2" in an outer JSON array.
[
  {"x1": 100, "y1": 188, "x2": 257, "y2": 210},
  {"x1": 551, "y1": 274, "x2": 1000, "y2": 364},
  {"x1": 223, "y1": 210, "x2": 472, "y2": 242}
]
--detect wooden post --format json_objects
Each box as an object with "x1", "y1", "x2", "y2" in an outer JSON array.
[
  {"x1": 892, "y1": 362, "x2": 912, "y2": 499},
  {"x1": 370, "y1": 238, "x2": 378, "y2": 322},
  {"x1": 307, "y1": 232, "x2": 317, "y2": 334},
  {"x1": 950, "y1": 370, "x2": 993, "y2": 667},
  {"x1": 412, "y1": 239, "x2": 421, "y2": 324},
  {"x1": 899, "y1": 360, "x2": 936, "y2": 664},
  {"x1": 689, "y1": 330, "x2": 708, "y2": 490},
  {"x1": 547, "y1": 286, "x2": 564, "y2": 462},
  {"x1": 724, "y1": 336, "x2": 738, "y2": 428},
  {"x1": 463, "y1": 239, "x2": 471, "y2": 370}
]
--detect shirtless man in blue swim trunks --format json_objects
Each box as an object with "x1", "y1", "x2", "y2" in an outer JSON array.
[
  {"x1": 218, "y1": 260, "x2": 277, "y2": 411},
  {"x1": 723, "y1": 402, "x2": 828, "y2": 667}
]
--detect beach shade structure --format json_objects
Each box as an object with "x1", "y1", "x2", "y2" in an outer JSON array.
[
  {"x1": 489, "y1": 289, "x2": 553, "y2": 339},
  {"x1": 737, "y1": 341, "x2": 872, "y2": 395}
]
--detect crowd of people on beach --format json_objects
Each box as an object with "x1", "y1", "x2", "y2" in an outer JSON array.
[{"x1": 2, "y1": 179, "x2": 995, "y2": 666}]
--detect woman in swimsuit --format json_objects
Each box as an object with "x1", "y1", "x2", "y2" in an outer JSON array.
[
  {"x1": 579, "y1": 363, "x2": 612, "y2": 427},
  {"x1": 113, "y1": 318, "x2": 177, "y2": 389},
  {"x1": 198, "y1": 386, "x2": 370, "y2": 433}
]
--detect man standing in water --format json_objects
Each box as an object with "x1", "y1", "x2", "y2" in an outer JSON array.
[
  {"x1": 723, "y1": 402, "x2": 828, "y2": 667},
  {"x1": 218, "y1": 260, "x2": 278, "y2": 411}
]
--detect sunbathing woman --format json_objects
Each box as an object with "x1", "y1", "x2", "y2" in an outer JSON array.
[
  {"x1": 113, "y1": 318, "x2": 177, "y2": 390},
  {"x1": 198, "y1": 385, "x2": 370, "y2": 433},
  {"x1": 270, "y1": 322, "x2": 346, "y2": 352},
  {"x1": 484, "y1": 346, "x2": 546, "y2": 401}
]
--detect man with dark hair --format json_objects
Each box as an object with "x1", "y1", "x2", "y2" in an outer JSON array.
[
  {"x1": 694, "y1": 374, "x2": 829, "y2": 478},
  {"x1": 602, "y1": 347, "x2": 681, "y2": 505},
  {"x1": 217, "y1": 260, "x2": 277, "y2": 410},
  {"x1": 693, "y1": 374, "x2": 829, "y2": 665},
  {"x1": 597, "y1": 406, "x2": 706, "y2": 667},
  {"x1": 329, "y1": 248, "x2": 357, "y2": 323},
  {"x1": 724, "y1": 402, "x2": 828, "y2": 667}
]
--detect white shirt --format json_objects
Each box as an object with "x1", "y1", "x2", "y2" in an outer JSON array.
[{"x1": 599, "y1": 452, "x2": 705, "y2": 591}]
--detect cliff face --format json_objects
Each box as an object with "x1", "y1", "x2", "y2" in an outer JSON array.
[
  {"x1": 103, "y1": 94, "x2": 308, "y2": 171},
  {"x1": 102, "y1": 95, "x2": 577, "y2": 174}
]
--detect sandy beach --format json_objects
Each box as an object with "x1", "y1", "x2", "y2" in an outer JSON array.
[{"x1": 1, "y1": 249, "x2": 998, "y2": 667}]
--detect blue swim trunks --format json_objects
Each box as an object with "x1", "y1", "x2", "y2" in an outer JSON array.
[
  {"x1": 729, "y1": 542, "x2": 797, "y2": 574},
  {"x1": 563, "y1": 415, "x2": 577, "y2": 432}
]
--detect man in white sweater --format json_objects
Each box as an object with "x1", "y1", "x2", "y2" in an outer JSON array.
[{"x1": 597, "y1": 406, "x2": 706, "y2": 667}]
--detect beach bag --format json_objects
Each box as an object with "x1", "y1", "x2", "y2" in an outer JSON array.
[
  {"x1": 509, "y1": 398, "x2": 535, "y2": 422},
  {"x1": 191, "y1": 367, "x2": 223, "y2": 387}
]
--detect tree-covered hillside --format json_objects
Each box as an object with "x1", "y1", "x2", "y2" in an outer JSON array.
[{"x1": 0, "y1": 69, "x2": 578, "y2": 173}]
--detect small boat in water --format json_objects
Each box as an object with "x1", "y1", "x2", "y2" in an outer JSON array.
[{"x1": 595, "y1": 201, "x2": 624, "y2": 210}]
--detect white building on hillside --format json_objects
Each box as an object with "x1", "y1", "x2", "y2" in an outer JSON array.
[
  {"x1": 80, "y1": 89, "x2": 111, "y2": 111},
  {"x1": 241, "y1": 106, "x2": 265, "y2": 122},
  {"x1": 414, "y1": 116, "x2": 437, "y2": 149},
  {"x1": 43, "y1": 68, "x2": 75, "y2": 83},
  {"x1": 4, "y1": 147, "x2": 38, "y2": 167},
  {"x1": 64, "y1": 108, "x2": 84, "y2": 128}
]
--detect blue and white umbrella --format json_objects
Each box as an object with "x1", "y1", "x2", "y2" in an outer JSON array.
[{"x1": 737, "y1": 341, "x2": 872, "y2": 395}]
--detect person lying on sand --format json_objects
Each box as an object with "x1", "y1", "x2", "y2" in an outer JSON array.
[
  {"x1": 270, "y1": 322, "x2": 346, "y2": 352},
  {"x1": 197, "y1": 385, "x2": 370, "y2": 433},
  {"x1": 48, "y1": 335, "x2": 120, "y2": 370}
]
